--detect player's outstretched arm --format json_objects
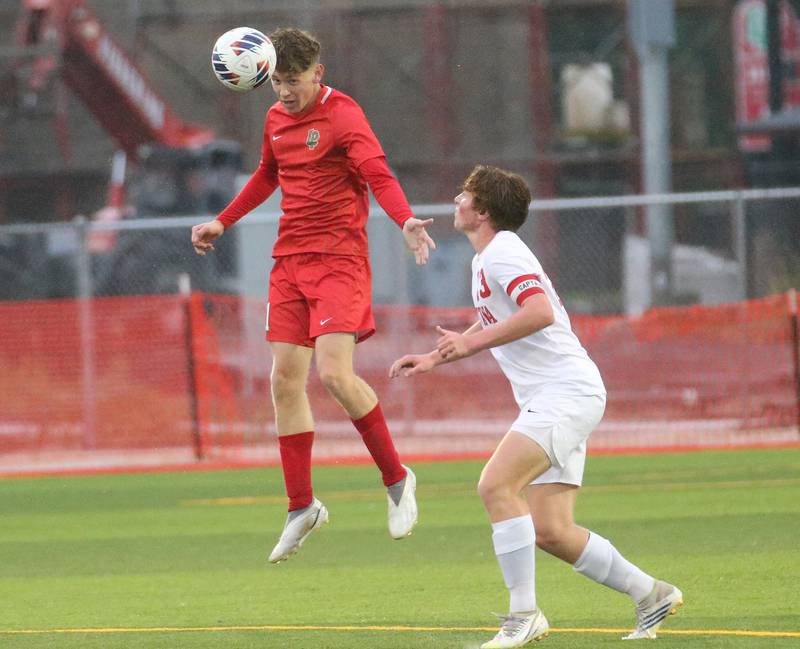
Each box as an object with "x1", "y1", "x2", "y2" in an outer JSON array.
[
  {"x1": 390, "y1": 321, "x2": 481, "y2": 378},
  {"x1": 402, "y1": 218, "x2": 436, "y2": 266},
  {"x1": 191, "y1": 219, "x2": 225, "y2": 255},
  {"x1": 389, "y1": 351, "x2": 440, "y2": 378},
  {"x1": 437, "y1": 294, "x2": 554, "y2": 361},
  {"x1": 357, "y1": 157, "x2": 436, "y2": 265}
]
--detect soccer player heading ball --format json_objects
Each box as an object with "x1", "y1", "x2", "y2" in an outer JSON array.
[
  {"x1": 390, "y1": 165, "x2": 682, "y2": 647},
  {"x1": 192, "y1": 27, "x2": 434, "y2": 562}
]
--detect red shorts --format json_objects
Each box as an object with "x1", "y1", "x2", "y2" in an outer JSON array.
[{"x1": 266, "y1": 253, "x2": 375, "y2": 347}]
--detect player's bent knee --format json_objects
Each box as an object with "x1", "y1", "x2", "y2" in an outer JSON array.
[
  {"x1": 317, "y1": 368, "x2": 354, "y2": 399},
  {"x1": 477, "y1": 475, "x2": 514, "y2": 508},
  {"x1": 534, "y1": 527, "x2": 563, "y2": 553},
  {"x1": 533, "y1": 521, "x2": 572, "y2": 553}
]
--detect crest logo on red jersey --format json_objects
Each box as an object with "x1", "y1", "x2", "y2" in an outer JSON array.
[{"x1": 306, "y1": 128, "x2": 320, "y2": 149}]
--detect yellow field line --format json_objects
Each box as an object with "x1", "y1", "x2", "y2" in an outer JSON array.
[
  {"x1": 182, "y1": 477, "x2": 800, "y2": 507},
  {"x1": 1, "y1": 625, "x2": 798, "y2": 638}
]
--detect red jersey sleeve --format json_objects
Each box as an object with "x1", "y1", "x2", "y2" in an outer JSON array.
[
  {"x1": 332, "y1": 98, "x2": 412, "y2": 228},
  {"x1": 216, "y1": 124, "x2": 279, "y2": 229},
  {"x1": 333, "y1": 99, "x2": 386, "y2": 169},
  {"x1": 358, "y1": 157, "x2": 414, "y2": 228}
]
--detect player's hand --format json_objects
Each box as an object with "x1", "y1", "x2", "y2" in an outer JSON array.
[
  {"x1": 435, "y1": 325, "x2": 473, "y2": 361},
  {"x1": 402, "y1": 217, "x2": 436, "y2": 265},
  {"x1": 191, "y1": 219, "x2": 225, "y2": 255},
  {"x1": 389, "y1": 353, "x2": 436, "y2": 378}
]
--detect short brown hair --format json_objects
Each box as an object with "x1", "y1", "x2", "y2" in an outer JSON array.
[
  {"x1": 462, "y1": 165, "x2": 532, "y2": 232},
  {"x1": 269, "y1": 27, "x2": 321, "y2": 74}
]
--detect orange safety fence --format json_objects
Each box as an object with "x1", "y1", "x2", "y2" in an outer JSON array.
[
  {"x1": 0, "y1": 296, "x2": 194, "y2": 455},
  {"x1": 1, "y1": 292, "x2": 798, "y2": 474}
]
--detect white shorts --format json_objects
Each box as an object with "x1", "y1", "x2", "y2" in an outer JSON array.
[{"x1": 510, "y1": 393, "x2": 606, "y2": 487}]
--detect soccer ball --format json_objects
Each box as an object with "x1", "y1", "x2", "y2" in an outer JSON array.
[{"x1": 211, "y1": 27, "x2": 276, "y2": 92}]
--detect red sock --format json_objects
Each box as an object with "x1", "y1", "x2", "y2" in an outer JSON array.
[
  {"x1": 352, "y1": 403, "x2": 406, "y2": 487},
  {"x1": 278, "y1": 431, "x2": 314, "y2": 511}
]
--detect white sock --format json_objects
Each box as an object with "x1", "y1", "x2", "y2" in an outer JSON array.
[
  {"x1": 491, "y1": 515, "x2": 536, "y2": 612},
  {"x1": 573, "y1": 531, "x2": 655, "y2": 603}
]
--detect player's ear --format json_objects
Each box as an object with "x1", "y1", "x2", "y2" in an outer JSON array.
[{"x1": 313, "y1": 63, "x2": 324, "y2": 84}]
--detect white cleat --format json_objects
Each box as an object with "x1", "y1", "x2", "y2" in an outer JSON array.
[
  {"x1": 387, "y1": 465, "x2": 418, "y2": 539},
  {"x1": 623, "y1": 580, "x2": 684, "y2": 639},
  {"x1": 481, "y1": 609, "x2": 549, "y2": 648},
  {"x1": 268, "y1": 497, "x2": 329, "y2": 564}
]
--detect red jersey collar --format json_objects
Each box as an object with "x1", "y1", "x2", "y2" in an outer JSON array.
[{"x1": 277, "y1": 84, "x2": 331, "y2": 119}]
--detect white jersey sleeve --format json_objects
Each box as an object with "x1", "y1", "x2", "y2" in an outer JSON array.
[
  {"x1": 472, "y1": 231, "x2": 605, "y2": 405},
  {"x1": 486, "y1": 254, "x2": 547, "y2": 308}
]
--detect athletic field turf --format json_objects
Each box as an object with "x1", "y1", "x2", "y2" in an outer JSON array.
[{"x1": 1, "y1": 448, "x2": 799, "y2": 648}]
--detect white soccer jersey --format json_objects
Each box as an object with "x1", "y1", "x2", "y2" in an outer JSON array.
[{"x1": 471, "y1": 230, "x2": 605, "y2": 407}]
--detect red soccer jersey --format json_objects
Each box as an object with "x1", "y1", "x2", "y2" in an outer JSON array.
[{"x1": 218, "y1": 85, "x2": 411, "y2": 257}]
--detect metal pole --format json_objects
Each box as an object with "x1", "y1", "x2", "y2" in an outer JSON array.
[
  {"x1": 180, "y1": 273, "x2": 203, "y2": 460},
  {"x1": 394, "y1": 222, "x2": 415, "y2": 437},
  {"x1": 629, "y1": 0, "x2": 675, "y2": 307},
  {"x1": 74, "y1": 215, "x2": 97, "y2": 449},
  {"x1": 528, "y1": 3, "x2": 560, "y2": 279},
  {"x1": 640, "y1": 41, "x2": 674, "y2": 305},
  {"x1": 732, "y1": 197, "x2": 748, "y2": 300}
]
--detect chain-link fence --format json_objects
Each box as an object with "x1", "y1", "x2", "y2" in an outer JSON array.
[{"x1": 2, "y1": 187, "x2": 800, "y2": 313}]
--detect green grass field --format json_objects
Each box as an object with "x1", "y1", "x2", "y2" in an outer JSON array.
[{"x1": 1, "y1": 448, "x2": 799, "y2": 648}]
